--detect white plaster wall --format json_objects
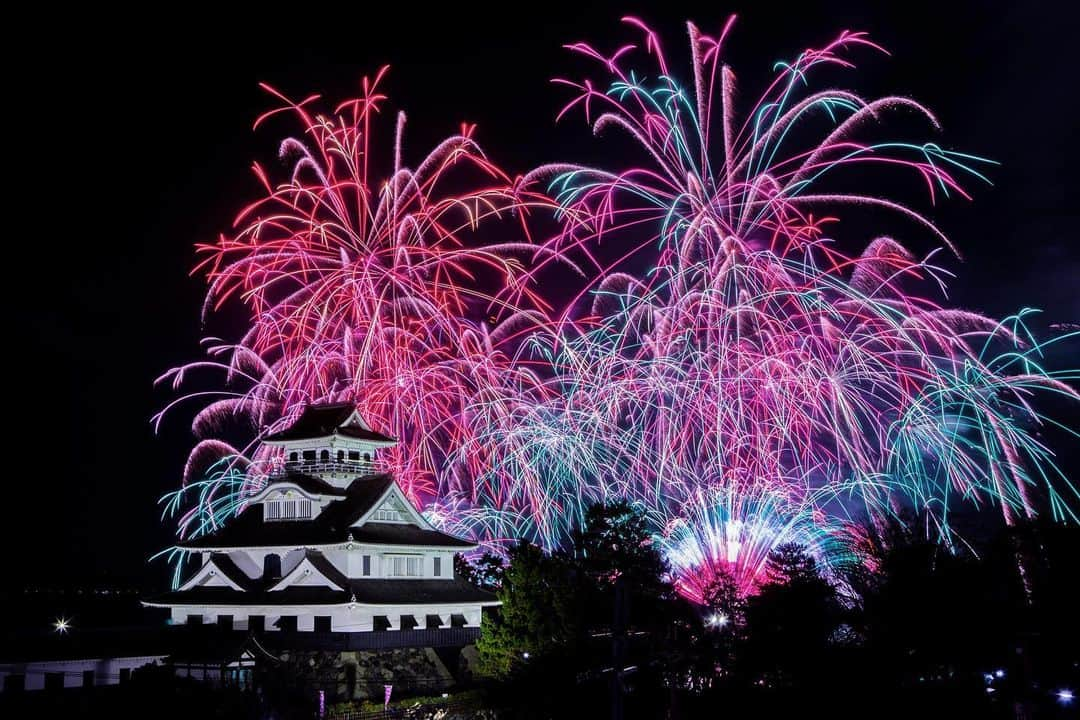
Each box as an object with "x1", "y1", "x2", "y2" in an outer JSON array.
[
  {"x1": 322, "y1": 548, "x2": 348, "y2": 576},
  {"x1": 0, "y1": 656, "x2": 165, "y2": 691},
  {"x1": 290, "y1": 564, "x2": 338, "y2": 587},
  {"x1": 165, "y1": 603, "x2": 486, "y2": 632},
  {"x1": 229, "y1": 551, "x2": 262, "y2": 579},
  {"x1": 281, "y1": 548, "x2": 305, "y2": 576}
]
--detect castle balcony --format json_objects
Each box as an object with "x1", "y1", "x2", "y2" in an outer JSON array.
[{"x1": 268, "y1": 460, "x2": 381, "y2": 479}]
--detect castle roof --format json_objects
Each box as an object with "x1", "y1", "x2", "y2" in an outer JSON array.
[
  {"x1": 266, "y1": 471, "x2": 350, "y2": 498},
  {"x1": 348, "y1": 523, "x2": 475, "y2": 548},
  {"x1": 177, "y1": 474, "x2": 473, "y2": 550},
  {"x1": 263, "y1": 402, "x2": 396, "y2": 444}
]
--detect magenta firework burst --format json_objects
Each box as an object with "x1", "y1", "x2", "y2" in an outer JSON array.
[
  {"x1": 158, "y1": 18, "x2": 1079, "y2": 599},
  {"x1": 157, "y1": 68, "x2": 556, "y2": 524}
]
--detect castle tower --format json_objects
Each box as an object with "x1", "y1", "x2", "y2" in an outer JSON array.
[{"x1": 145, "y1": 402, "x2": 497, "y2": 640}]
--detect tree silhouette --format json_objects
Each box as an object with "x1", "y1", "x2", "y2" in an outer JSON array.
[{"x1": 739, "y1": 543, "x2": 842, "y2": 689}]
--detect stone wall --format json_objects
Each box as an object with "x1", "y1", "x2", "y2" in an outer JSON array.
[
  {"x1": 343, "y1": 647, "x2": 454, "y2": 699},
  {"x1": 269, "y1": 645, "x2": 469, "y2": 703}
]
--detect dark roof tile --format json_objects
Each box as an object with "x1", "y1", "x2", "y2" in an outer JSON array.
[
  {"x1": 264, "y1": 403, "x2": 395, "y2": 443},
  {"x1": 349, "y1": 523, "x2": 475, "y2": 548},
  {"x1": 177, "y1": 473, "x2": 475, "y2": 553},
  {"x1": 207, "y1": 553, "x2": 257, "y2": 591}
]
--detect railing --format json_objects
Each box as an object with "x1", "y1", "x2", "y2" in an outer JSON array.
[
  {"x1": 270, "y1": 461, "x2": 381, "y2": 478},
  {"x1": 329, "y1": 702, "x2": 479, "y2": 720}
]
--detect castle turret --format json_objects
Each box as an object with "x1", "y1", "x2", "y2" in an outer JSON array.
[{"x1": 263, "y1": 402, "x2": 398, "y2": 489}]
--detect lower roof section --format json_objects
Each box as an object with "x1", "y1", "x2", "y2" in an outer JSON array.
[{"x1": 145, "y1": 577, "x2": 498, "y2": 608}]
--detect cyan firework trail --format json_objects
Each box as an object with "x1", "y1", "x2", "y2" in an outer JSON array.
[{"x1": 158, "y1": 19, "x2": 1079, "y2": 598}]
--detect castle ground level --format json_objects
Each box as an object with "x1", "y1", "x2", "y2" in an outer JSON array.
[{"x1": 1, "y1": 623, "x2": 483, "y2": 701}]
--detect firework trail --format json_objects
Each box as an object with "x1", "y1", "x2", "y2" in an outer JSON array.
[
  {"x1": 158, "y1": 20, "x2": 1080, "y2": 598},
  {"x1": 156, "y1": 68, "x2": 558, "y2": 536},
  {"x1": 465, "y1": 16, "x2": 1078, "y2": 590}
]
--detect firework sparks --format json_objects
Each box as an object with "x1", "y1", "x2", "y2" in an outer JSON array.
[{"x1": 157, "y1": 19, "x2": 1079, "y2": 599}]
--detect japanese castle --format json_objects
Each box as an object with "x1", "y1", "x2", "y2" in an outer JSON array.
[{"x1": 146, "y1": 403, "x2": 498, "y2": 636}]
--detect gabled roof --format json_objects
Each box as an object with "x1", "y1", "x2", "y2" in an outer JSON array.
[
  {"x1": 208, "y1": 553, "x2": 257, "y2": 590},
  {"x1": 264, "y1": 403, "x2": 396, "y2": 444},
  {"x1": 176, "y1": 553, "x2": 253, "y2": 592},
  {"x1": 318, "y1": 475, "x2": 399, "y2": 529},
  {"x1": 249, "y1": 471, "x2": 349, "y2": 502},
  {"x1": 179, "y1": 475, "x2": 395, "y2": 550},
  {"x1": 349, "y1": 523, "x2": 475, "y2": 548},
  {"x1": 269, "y1": 550, "x2": 348, "y2": 592}
]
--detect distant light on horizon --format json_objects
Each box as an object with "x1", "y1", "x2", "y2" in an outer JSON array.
[
  {"x1": 1057, "y1": 689, "x2": 1074, "y2": 705},
  {"x1": 53, "y1": 617, "x2": 71, "y2": 634}
]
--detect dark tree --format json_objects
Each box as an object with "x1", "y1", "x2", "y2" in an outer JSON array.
[
  {"x1": 571, "y1": 500, "x2": 670, "y2": 597},
  {"x1": 765, "y1": 542, "x2": 820, "y2": 585},
  {"x1": 739, "y1": 543, "x2": 842, "y2": 689},
  {"x1": 474, "y1": 541, "x2": 579, "y2": 680},
  {"x1": 702, "y1": 567, "x2": 747, "y2": 630},
  {"x1": 455, "y1": 552, "x2": 505, "y2": 590}
]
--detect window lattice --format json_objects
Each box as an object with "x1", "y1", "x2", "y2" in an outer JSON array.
[
  {"x1": 264, "y1": 496, "x2": 313, "y2": 521},
  {"x1": 387, "y1": 556, "x2": 422, "y2": 577}
]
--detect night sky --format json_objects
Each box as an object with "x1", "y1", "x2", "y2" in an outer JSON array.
[{"x1": 8, "y1": 1, "x2": 1077, "y2": 591}]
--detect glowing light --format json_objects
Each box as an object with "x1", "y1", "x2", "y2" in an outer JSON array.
[
  {"x1": 156, "y1": 17, "x2": 1080, "y2": 598},
  {"x1": 1058, "y1": 689, "x2": 1074, "y2": 705},
  {"x1": 706, "y1": 613, "x2": 729, "y2": 629},
  {"x1": 53, "y1": 617, "x2": 71, "y2": 634},
  {"x1": 994, "y1": 669, "x2": 1005, "y2": 678}
]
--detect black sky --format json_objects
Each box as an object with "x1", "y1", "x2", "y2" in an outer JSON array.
[{"x1": 7, "y1": 1, "x2": 1078, "y2": 590}]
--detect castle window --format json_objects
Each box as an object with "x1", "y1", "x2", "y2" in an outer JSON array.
[
  {"x1": 374, "y1": 502, "x2": 403, "y2": 522},
  {"x1": 433, "y1": 557, "x2": 442, "y2": 577},
  {"x1": 82, "y1": 670, "x2": 95, "y2": 687},
  {"x1": 264, "y1": 493, "x2": 313, "y2": 521},
  {"x1": 302, "y1": 450, "x2": 316, "y2": 463},
  {"x1": 289, "y1": 451, "x2": 298, "y2": 463},
  {"x1": 314, "y1": 616, "x2": 332, "y2": 633},
  {"x1": 320, "y1": 449, "x2": 330, "y2": 462},
  {"x1": 218, "y1": 615, "x2": 234, "y2": 631},
  {"x1": 373, "y1": 615, "x2": 391, "y2": 631},
  {"x1": 337, "y1": 450, "x2": 345, "y2": 462},
  {"x1": 348, "y1": 450, "x2": 360, "y2": 461},
  {"x1": 387, "y1": 555, "x2": 422, "y2": 577},
  {"x1": 363, "y1": 452, "x2": 371, "y2": 463},
  {"x1": 362, "y1": 555, "x2": 371, "y2": 576},
  {"x1": 248, "y1": 615, "x2": 265, "y2": 632},
  {"x1": 400, "y1": 614, "x2": 418, "y2": 630}
]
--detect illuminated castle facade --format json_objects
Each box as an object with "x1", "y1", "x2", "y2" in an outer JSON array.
[{"x1": 146, "y1": 403, "x2": 497, "y2": 637}]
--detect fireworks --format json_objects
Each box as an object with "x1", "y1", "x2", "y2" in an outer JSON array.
[
  {"x1": 157, "y1": 18, "x2": 1079, "y2": 598},
  {"x1": 157, "y1": 68, "x2": 555, "y2": 508}
]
